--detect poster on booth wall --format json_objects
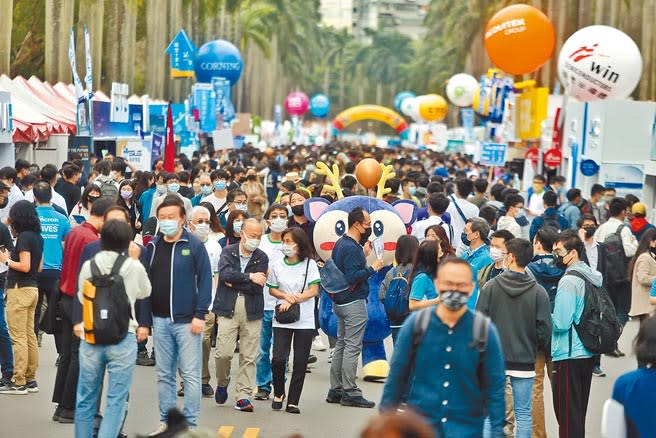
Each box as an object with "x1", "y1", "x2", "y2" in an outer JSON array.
[
  {"x1": 68, "y1": 136, "x2": 92, "y2": 174},
  {"x1": 602, "y1": 163, "x2": 644, "y2": 199},
  {"x1": 93, "y1": 101, "x2": 143, "y2": 138},
  {"x1": 118, "y1": 138, "x2": 151, "y2": 171}
]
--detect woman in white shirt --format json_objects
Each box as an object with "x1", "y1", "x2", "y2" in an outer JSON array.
[
  {"x1": 69, "y1": 184, "x2": 101, "y2": 227},
  {"x1": 267, "y1": 227, "x2": 320, "y2": 414}
]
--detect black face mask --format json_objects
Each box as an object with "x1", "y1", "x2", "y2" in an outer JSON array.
[
  {"x1": 291, "y1": 205, "x2": 305, "y2": 217},
  {"x1": 554, "y1": 253, "x2": 568, "y2": 270},
  {"x1": 359, "y1": 226, "x2": 372, "y2": 246},
  {"x1": 650, "y1": 247, "x2": 656, "y2": 257},
  {"x1": 583, "y1": 226, "x2": 597, "y2": 239}
]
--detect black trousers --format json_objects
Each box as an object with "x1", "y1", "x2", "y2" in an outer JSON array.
[
  {"x1": 271, "y1": 327, "x2": 314, "y2": 406},
  {"x1": 608, "y1": 281, "x2": 631, "y2": 325},
  {"x1": 52, "y1": 294, "x2": 80, "y2": 410},
  {"x1": 36, "y1": 270, "x2": 62, "y2": 352},
  {"x1": 552, "y1": 357, "x2": 594, "y2": 438}
]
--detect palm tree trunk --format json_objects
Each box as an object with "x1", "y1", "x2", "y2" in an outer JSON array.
[
  {"x1": 0, "y1": 0, "x2": 13, "y2": 75},
  {"x1": 146, "y1": 0, "x2": 167, "y2": 97},
  {"x1": 45, "y1": 0, "x2": 75, "y2": 83},
  {"x1": 77, "y1": 0, "x2": 104, "y2": 92}
]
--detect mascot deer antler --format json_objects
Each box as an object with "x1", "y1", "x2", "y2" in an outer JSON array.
[
  {"x1": 376, "y1": 163, "x2": 396, "y2": 199},
  {"x1": 315, "y1": 161, "x2": 344, "y2": 200}
]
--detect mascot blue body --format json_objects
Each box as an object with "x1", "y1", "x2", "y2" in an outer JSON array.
[{"x1": 305, "y1": 195, "x2": 417, "y2": 381}]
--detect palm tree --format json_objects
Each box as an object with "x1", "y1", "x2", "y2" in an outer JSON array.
[
  {"x1": 0, "y1": 0, "x2": 13, "y2": 75},
  {"x1": 77, "y1": 0, "x2": 104, "y2": 92},
  {"x1": 45, "y1": 0, "x2": 75, "y2": 83}
]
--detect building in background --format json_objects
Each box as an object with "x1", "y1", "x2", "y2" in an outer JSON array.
[
  {"x1": 320, "y1": 0, "x2": 354, "y2": 31},
  {"x1": 351, "y1": 0, "x2": 429, "y2": 41}
]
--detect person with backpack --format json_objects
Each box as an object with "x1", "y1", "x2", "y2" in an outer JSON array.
[
  {"x1": 380, "y1": 235, "x2": 419, "y2": 344},
  {"x1": 594, "y1": 197, "x2": 638, "y2": 344},
  {"x1": 93, "y1": 160, "x2": 119, "y2": 200},
  {"x1": 379, "y1": 258, "x2": 506, "y2": 437},
  {"x1": 478, "y1": 229, "x2": 514, "y2": 290},
  {"x1": 629, "y1": 201, "x2": 655, "y2": 242},
  {"x1": 477, "y1": 238, "x2": 552, "y2": 438},
  {"x1": 446, "y1": 178, "x2": 479, "y2": 248},
  {"x1": 528, "y1": 190, "x2": 569, "y2": 241},
  {"x1": 326, "y1": 207, "x2": 384, "y2": 409},
  {"x1": 460, "y1": 217, "x2": 493, "y2": 308},
  {"x1": 74, "y1": 219, "x2": 151, "y2": 438},
  {"x1": 551, "y1": 230, "x2": 619, "y2": 438},
  {"x1": 558, "y1": 188, "x2": 583, "y2": 230}
]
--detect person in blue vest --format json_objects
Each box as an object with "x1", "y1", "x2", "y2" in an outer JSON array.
[
  {"x1": 33, "y1": 181, "x2": 71, "y2": 352},
  {"x1": 460, "y1": 217, "x2": 493, "y2": 309}
]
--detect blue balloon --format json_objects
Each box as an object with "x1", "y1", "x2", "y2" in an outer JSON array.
[
  {"x1": 394, "y1": 91, "x2": 416, "y2": 112},
  {"x1": 310, "y1": 94, "x2": 331, "y2": 118},
  {"x1": 194, "y1": 40, "x2": 243, "y2": 85}
]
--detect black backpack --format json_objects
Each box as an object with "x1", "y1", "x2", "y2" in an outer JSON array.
[
  {"x1": 82, "y1": 255, "x2": 132, "y2": 345},
  {"x1": 400, "y1": 307, "x2": 490, "y2": 398},
  {"x1": 565, "y1": 270, "x2": 621, "y2": 355},
  {"x1": 602, "y1": 224, "x2": 630, "y2": 284}
]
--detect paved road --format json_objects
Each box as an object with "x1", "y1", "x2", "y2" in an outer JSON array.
[{"x1": 1, "y1": 319, "x2": 641, "y2": 437}]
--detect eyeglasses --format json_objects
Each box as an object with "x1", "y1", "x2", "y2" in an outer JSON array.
[{"x1": 193, "y1": 219, "x2": 211, "y2": 225}]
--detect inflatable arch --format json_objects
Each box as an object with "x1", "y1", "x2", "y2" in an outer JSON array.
[{"x1": 333, "y1": 105, "x2": 409, "y2": 136}]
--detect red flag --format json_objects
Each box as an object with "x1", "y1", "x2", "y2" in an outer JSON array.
[{"x1": 164, "y1": 102, "x2": 175, "y2": 172}]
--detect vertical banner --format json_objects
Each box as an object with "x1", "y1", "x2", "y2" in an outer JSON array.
[
  {"x1": 151, "y1": 133, "x2": 163, "y2": 166},
  {"x1": 68, "y1": 136, "x2": 92, "y2": 174},
  {"x1": 193, "y1": 83, "x2": 216, "y2": 133},
  {"x1": 83, "y1": 25, "x2": 93, "y2": 98},
  {"x1": 110, "y1": 82, "x2": 129, "y2": 123},
  {"x1": 461, "y1": 108, "x2": 475, "y2": 143},
  {"x1": 164, "y1": 104, "x2": 175, "y2": 172},
  {"x1": 68, "y1": 28, "x2": 84, "y2": 99},
  {"x1": 0, "y1": 92, "x2": 12, "y2": 144}
]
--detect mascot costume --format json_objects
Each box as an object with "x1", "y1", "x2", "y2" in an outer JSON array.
[{"x1": 303, "y1": 160, "x2": 417, "y2": 381}]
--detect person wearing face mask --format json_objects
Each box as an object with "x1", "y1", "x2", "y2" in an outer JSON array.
[
  {"x1": 380, "y1": 258, "x2": 506, "y2": 437},
  {"x1": 117, "y1": 180, "x2": 138, "y2": 236},
  {"x1": 588, "y1": 184, "x2": 607, "y2": 225},
  {"x1": 69, "y1": 185, "x2": 102, "y2": 227},
  {"x1": 200, "y1": 169, "x2": 229, "y2": 215},
  {"x1": 149, "y1": 173, "x2": 194, "y2": 220},
  {"x1": 401, "y1": 178, "x2": 420, "y2": 206},
  {"x1": 219, "y1": 210, "x2": 248, "y2": 248},
  {"x1": 497, "y1": 194, "x2": 524, "y2": 240},
  {"x1": 407, "y1": 240, "x2": 440, "y2": 311},
  {"x1": 213, "y1": 218, "x2": 269, "y2": 413},
  {"x1": 217, "y1": 189, "x2": 249, "y2": 229},
  {"x1": 288, "y1": 190, "x2": 315, "y2": 249},
  {"x1": 192, "y1": 173, "x2": 214, "y2": 207},
  {"x1": 460, "y1": 218, "x2": 493, "y2": 309},
  {"x1": 253, "y1": 204, "x2": 289, "y2": 401},
  {"x1": 477, "y1": 238, "x2": 552, "y2": 438},
  {"x1": 326, "y1": 207, "x2": 384, "y2": 409},
  {"x1": 526, "y1": 175, "x2": 547, "y2": 221},
  {"x1": 478, "y1": 230, "x2": 514, "y2": 290},
  {"x1": 628, "y1": 227, "x2": 656, "y2": 323},
  {"x1": 187, "y1": 206, "x2": 222, "y2": 398},
  {"x1": 550, "y1": 230, "x2": 603, "y2": 438},
  {"x1": 140, "y1": 195, "x2": 212, "y2": 434},
  {"x1": 528, "y1": 190, "x2": 569, "y2": 242},
  {"x1": 267, "y1": 227, "x2": 321, "y2": 414}
]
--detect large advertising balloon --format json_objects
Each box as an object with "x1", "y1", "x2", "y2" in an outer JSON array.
[
  {"x1": 194, "y1": 40, "x2": 243, "y2": 84},
  {"x1": 333, "y1": 105, "x2": 409, "y2": 136},
  {"x1": 446, "y1": 74, "x2": 479, "y2": 107},
  {"x1": 418, "y1": 94, "x2": 448, "y2": 122},
  {"x1": 310, "y1": 94, "x2": 331, "y2": 118},
  {"x1": 557, "y1": 25, "x2": 643, "y2": 101},
  {"x1": 285, "y1": 92, "x2": 310, "y2": 116},
  {"x1": 394, "y1": 91, "x2": 415, "y2": 112},
  {"x1": 484, "y1": 4, "x2": 555, "y2": 75}
]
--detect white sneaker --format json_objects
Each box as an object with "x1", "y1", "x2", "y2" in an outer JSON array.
[
  {"x1": 148, "y1": 423, "x2": 167, "y2": 436},
  {"x1": 312, "y1": 337, "x2": 328, "y2": 351}
]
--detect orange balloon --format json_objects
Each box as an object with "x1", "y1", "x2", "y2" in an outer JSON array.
[
  {"x1": 484, "y1": 4, "x2": 555, "y2": 75},
  {"x1": 355, "y1": 158, "x2": 383, "y2": 189}
]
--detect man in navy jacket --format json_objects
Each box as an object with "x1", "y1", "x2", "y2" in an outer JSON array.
[{"x1": 139, "y1": 195, "x2": 212, "y2": 433}]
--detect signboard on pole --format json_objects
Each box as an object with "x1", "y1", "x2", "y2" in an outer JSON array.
[
  {"x1": 165, "y1": 30, "x2": 196, "y2": 78},
  {"x1": 480, "y1": 142, "x2": 508, "y2": 167}
]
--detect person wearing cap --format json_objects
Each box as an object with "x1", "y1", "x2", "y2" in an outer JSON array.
[{"x1": 630, "y1": 202, "x2": 654, "y2": 242}]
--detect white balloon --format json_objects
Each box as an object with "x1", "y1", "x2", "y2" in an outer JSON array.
[
  {"x1": 557, "y1": 25, "x2": 642, "y2": 101},
  {"x1": 446, "y1": 73, "x2": 479, "y2": 107},
  {"x1": 408, "y1": 96, "x2": 424, "y2": 121},
  {"x1": 400, "y1": 97, "x2": 415, "y2": 117}
]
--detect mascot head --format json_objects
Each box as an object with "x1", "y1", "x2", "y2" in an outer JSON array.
[{"x1": 304, "y1": 160, "x2": 417, "y2": 264}]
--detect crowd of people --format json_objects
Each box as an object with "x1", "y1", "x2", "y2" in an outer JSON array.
[{"x1": 0, "y1": 143, "x2": 653, "y2": 437}]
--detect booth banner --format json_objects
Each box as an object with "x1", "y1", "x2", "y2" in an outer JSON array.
[
  {"x1": 118, "y1": 138, "x2": 151, "y2": 171},
  {"x1": 461, "y1": 109, "x2": 475, "y2": 142},
  {"x1": 93, "y1": 100, "x2": 144, "y2": 138},
  {"x1": 151, "y1": 133, "x2": 163, "y2": 165},
  {"x1": 149, "y1": 104, "x2": 168, "y2": 135},
  {"x1": 602, "y1": 163, "x2": 644, "y2": 199},
  {"x1": 68, "y1": 136, "x2": 92, "y2": 174},
  {"x1": 77, "y1": 99, "x2": 92, "y2": 137},
  {"x1": 192, "y1": 83, "x2": 216, "y2": 133}
]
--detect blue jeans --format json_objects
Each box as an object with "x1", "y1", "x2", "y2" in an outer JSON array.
[
  {"x1": 0, "y1": 289, "x2": 13, "y2": 380},
  {"x1": 255, "y1": 310, "x2": 273, "y2": 393},
  {"x1": 484, "y1": 375, "x2": 534, "y2": 438},
  {"x1": 75, "y1": 333, "x2": 136, "y2": 438},
  {"x1": 153, "y1": 317, "x2": 202, "y2": 427}
]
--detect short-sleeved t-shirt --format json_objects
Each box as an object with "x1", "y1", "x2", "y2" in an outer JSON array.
[
  {"x1": 409, "y1": 272, "x2": 438, "y2": 301},
  {"x1": 267, "y1": 258, "x2": 320, "y2": 330},
  {"x1": 204, "y1": 238, "x2": 222, "y2": 307},
  {"x1": 259, "y1": 235, "x2": 285, "y2": 311},
  {"x1": 37, "y1": 205, "x2": 71, "y2": 271},
  {"x1": 7, "y1": 230, "x2": 44, "y2": 288}
]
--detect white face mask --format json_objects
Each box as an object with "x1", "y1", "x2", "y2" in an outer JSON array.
[
  {"x1": 192, "y1": 223, "x2": 210, "y2": 241},
  {"x1": 244, "y1": 238, "x2": 260, "y2": 252},
  {"x1": 235, "y1": 203, "x2": 248, "y2": 212},
  {"x1": 269, "y1": 217, "x2": 287, "y2": 233},
  {"x1": 489, "y1": 246, "x2": 505, "y2": 262},
  {"x1": 282, "y1": 243, "x2": 296, "y2": 257}
]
